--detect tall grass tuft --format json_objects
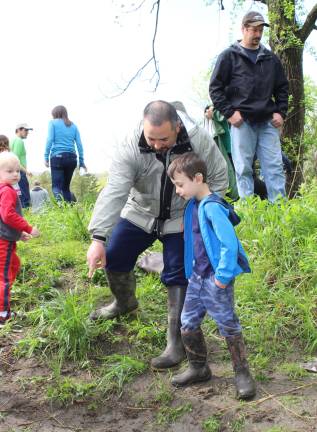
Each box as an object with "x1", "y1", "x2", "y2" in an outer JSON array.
[
  {"x1": 234, "y1": 183, "x2": 317, "y2": 361},
  {"x1": 17, "y1": 288, "x2": 116, "y2": 362},
  {"x1": 97, "y1": 354, "x2": 147, "y2": 396}
]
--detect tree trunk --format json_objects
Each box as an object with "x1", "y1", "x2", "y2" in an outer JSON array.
[
  {"x1": 266, "y1": 0, "x2": 305, "y2": 196},
  {"x1": 279, "y1": 47, "x2": 305, "y2": 196},
  {"x1": 263, "y1": 0, "x2": 317, "y2": 195}
]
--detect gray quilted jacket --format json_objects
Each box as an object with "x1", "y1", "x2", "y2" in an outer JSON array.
[{"x1": 88, "y1": 111, "x2": 228, "y2": 243}]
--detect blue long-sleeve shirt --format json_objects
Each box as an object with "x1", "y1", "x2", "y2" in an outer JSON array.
[{"x1": 44, "y1": 119, "x2": 85, "y2": 166}]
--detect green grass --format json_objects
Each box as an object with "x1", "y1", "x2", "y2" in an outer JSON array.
[
  {"x1": 263, "y1": 428, "x2": 288, "y2": 432},
  {"x1": 156, "y1": 402, "x2": 192, "y2": 425},
  {"x1": 6, "y1": 182, "x2": 317, "y2": 408},
  {"x1": 202, "y1": 416, "x2": 221, "y2": 432},
  {"x1": 46, "y1": 376, "x2": 97, "y2": 406},
  {"x1": 278, "y1": 362, "x2": 310, "y2": 379},
  {"x1": 97, "y1": 354, "x2": 147, "y2": 396},
  {"x1": 233, "y1": 183, "x2": 317, "y2": 365}
]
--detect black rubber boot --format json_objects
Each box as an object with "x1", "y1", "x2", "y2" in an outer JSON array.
[
  {"x1": 171, "y1": 328, "x2": 212, "y2": 387},
  {"x1": 90, "y1": 270, "x2": 138, "y2": 320},
  {"x1": 226, "y1": 334, "x2": 256, "y2": 400},
  {"x1": 151, "y1": 286, "x2": 187, "y2": 369}
]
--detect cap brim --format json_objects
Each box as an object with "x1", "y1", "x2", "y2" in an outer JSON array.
[{"x1": 248, "y1": 21, "x2": 270, "y2": 27}]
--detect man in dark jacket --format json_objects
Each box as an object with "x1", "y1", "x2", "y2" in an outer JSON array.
[{"x1": 209, "y1": 11, "x2": 289, "y2": 202}]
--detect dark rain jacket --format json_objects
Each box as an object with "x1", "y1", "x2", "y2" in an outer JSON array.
[{"x1": 209, "y1": 42, "x2": 289, "y2": 122}]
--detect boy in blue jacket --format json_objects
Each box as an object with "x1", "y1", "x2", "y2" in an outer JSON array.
[{"x1": 167, "y1": 153, "x2": 256, "y2": 400}]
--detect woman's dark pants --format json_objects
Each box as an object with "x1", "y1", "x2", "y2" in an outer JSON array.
[{"x1": 50, "y1": 152, "x2": 77, "y2": 202}]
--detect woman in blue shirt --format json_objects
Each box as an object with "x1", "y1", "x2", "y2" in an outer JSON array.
[{"x1": 44, "y1": 105, "x2": 86, "y2": 202}]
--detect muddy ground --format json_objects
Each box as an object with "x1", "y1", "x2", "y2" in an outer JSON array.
[{"x1": 1, "y1": 329, "x2": 317, "y2": 432}]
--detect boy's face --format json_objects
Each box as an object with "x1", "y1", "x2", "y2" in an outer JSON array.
[
  {"x1": 0, "y1": 160, "x2": 21, "y2": 185},
  {"x1": 171, "y1": 171, "x2": 202, "y2": 201}
]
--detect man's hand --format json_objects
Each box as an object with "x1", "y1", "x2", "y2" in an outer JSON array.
[
  {"x1": 228, "y1": 111, "x2": 244, "y2": 127},
  {"x1": 87, "y1": 241, "x2": 106, "y2": 278},
  {"x1": 271, "y1": 113, "x2": 284, "y2": 128},
  {"x1": 44, "y1": 160, "x2": 49, "y2": 168},
  {"x1": 205, "y1": 107, "x2": 214, "y2": 120},
  {"x1": 214, "y1": 278, "x2": 227, "y2": 289},
  {"x1": 31, "y1": 227, "x2": 40, "y2": 238}
]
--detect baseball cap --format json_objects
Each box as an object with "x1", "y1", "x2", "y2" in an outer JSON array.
[
  {"x1": 15, "y1": 123, "x2": 33, "y2": 131},
  {"x1": 242, "y1": 11, "x2": 269, "y2": 27}
]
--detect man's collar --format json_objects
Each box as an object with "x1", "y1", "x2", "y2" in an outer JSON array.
[{"x1": 138, "y1": 116, "x2": 193, "y2": 154}]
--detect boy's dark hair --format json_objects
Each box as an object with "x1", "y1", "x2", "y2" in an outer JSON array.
[
  {"x1": 0, "y1": 135, "x2": 9, "y2": 152},
  {"x1": 168, "y1": 153, "x2": 207, "y2": 182}
]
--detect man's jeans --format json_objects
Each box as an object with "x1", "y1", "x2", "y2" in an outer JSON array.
[
  {"x1": 18, "y1": 171, "x2": 31, "y2": 208},
  {"x1": 231, "y1": 121, "x2": 286, "y2": 202},
  {"x1": 50, "y1": 152, "x2": 77, "y2": 202},
  {"x1": 181, "y1": 272, "x2": 241, "y2": 337}
]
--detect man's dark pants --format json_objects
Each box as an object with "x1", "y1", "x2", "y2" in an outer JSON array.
[
  {"x1": 106, "y1": 218, "x2": 187, "y2": 287},
  {"x1": 18, "y1": 171, "x2": 31, "y2": 208}
]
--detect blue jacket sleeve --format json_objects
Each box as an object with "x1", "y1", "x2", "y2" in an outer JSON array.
[
  {"x1": 74, "y1": 126, "x2": 85, "y2": 167},
  {"x1": 44, "y1": 121, "x2": 54, "y2": 161},
  {"x1": 205, "y1": 203, "x2": 238, "y2": 285}
]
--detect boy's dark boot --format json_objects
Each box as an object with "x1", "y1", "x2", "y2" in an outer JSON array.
[
  {"x1": 226, "y1": 334, "x2": 256, "y2": 400},
  {"x1": 171, "y1": 328, "x2": 212, "y2": 387},
  {"x1": 171, "y1": 328, "x2": 211, "y2": 387},
  {"x1": 151, "y1": 286, "x2": 186, "y2": 369},
  {"x1": 90, "y1": 270, "x2": 138, "y2": 320}
]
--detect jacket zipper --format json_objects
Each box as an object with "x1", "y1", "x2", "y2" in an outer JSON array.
[{"x1": 159, "y1": 149, "x2": 171, "y2": 218}]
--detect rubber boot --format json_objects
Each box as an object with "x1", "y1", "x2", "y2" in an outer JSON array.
[
  {"x1": 171, "y1": 328, "x2": 212, "y2": 387},
  {"x1": 151, "y1": 286, "x2": 186, "y2": 369},
  {"x1": 226, "y1": 334, "x2": 256, "y2": 400},
  {"x1": 90, "y1": 270, "x2": 138, "y2": 320}
]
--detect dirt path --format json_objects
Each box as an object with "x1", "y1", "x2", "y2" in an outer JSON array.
[{"x1": 1, "y1": 331, "x2": 317, "y2": 432}]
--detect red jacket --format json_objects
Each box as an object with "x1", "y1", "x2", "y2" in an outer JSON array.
[{"x1": 0, "y1": 183, "x2": 32, "y2": 241}]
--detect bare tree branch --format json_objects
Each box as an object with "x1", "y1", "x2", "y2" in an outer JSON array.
[
  {"x1": 298, "y1": 3, "x2": 317, "y2": 42},
  {"x1": 108, "y1": 0, "x2": 160, "y2": 98},
  {"x1": 123, "y1": 0, "x2": 147, "y2": 14}
]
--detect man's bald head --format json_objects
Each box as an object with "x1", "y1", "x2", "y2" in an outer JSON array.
[
  {"x1": 143, "y1": 100, "x2": 179, "y2": 130},
  {"x1": 143, "y1": 101, "x2": 181, "y2": 153}
]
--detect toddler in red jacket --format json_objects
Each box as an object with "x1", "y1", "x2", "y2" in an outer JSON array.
[{"x1": 0, "y1": 151, "x2": 40, "y2": 325}]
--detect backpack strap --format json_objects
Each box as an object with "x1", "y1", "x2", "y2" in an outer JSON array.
[
  {"x1": 204, "y1": 194, "x2": 250, "y2": 273},
  {"x1": 207, "y1": 193, "x2": 241, "y2": 226}
]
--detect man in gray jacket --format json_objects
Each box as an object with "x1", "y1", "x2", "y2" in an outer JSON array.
[
  {"x1": 30, "y1": 181, "x2": 50, "y2": 212},
  {"x1": 87, "y1": 100, "x2": 228, "y2": 369}
]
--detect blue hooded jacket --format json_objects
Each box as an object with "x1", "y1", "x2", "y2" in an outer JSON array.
[{"x1": 184, "y1": 195, "x2": 251, "y2": 285}]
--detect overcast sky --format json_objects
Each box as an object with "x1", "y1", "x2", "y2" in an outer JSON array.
[{"x1": 1, "y1": 0, "x2": 316, "y2": 173}]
